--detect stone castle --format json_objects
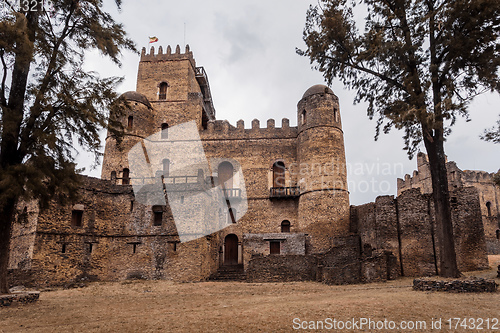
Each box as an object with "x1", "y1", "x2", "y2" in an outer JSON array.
[{"x1": 7, "y1": 46, "x2": 495, "y2": 287}]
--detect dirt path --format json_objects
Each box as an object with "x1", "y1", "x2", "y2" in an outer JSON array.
[{"x1": 1, "y1": 266, "x2": 499, "y2": 332}]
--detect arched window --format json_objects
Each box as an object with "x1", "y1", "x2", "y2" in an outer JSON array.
[
  {"x1": 110, "y1": 171, "x2": 117, "y2": 180},
  {"x1": 159, "y1": 82, "x2": 168, "y2": 100},
  {"x1": 301, "y1": 110, "x2": 306, "y2": 125},
  {"x1": 486, "y1": 201, "x2": 492, "y2": 217},
  {"x1": 228, "y1": 208, "x2": 237, "y2": 224},
  {"x1": 281, "y1": 220, "x2": 290, "y2": 233},
  {"x1": 218, "y1": 161, "x2": 234, "y2": 189},
  {"x1": 127, "y1": 115, "x2": 133, "y2": 129},
  {"x1": 122, "y1": 168, "x2": 130, "y2": 185},
  {"x1": 162, "y1": 159, "x2": 170, "y2": 177},
  {"x1": 273, "y1": 161, "x2": 286, "y2": 188},
  {"x1": 161, "y1": 123, "x2": 169, "y2": 139}
]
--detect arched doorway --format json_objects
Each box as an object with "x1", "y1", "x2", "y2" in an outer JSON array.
[
  {"x1": 273, "y1": 161, "x2": 285, "y2": 188},
  {"x1": 218, "y1": 161, "x2": 234, "y2": 189},
  {"x1": 224, "y1": 234, "x2": 238, "y2": 265}
]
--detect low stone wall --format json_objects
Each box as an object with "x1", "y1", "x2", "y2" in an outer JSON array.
[
  {"x1": 0, "y1": 292, "x2": 40, "y2": 307},
  {"x1": 245, "y1": 255, "x2": 317, "y2": 282},
  {"x1": 413, "y1": 278, "x2": 498, "y2": 293}
]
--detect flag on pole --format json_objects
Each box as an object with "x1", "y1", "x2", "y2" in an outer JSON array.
[{"x1": 149, "y1": 36, "x2": 159, "y2": 43}]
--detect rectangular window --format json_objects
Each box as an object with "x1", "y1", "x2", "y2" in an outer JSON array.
[
  {"x1": 71, "y1": 210, "x2": 83, "y2": 227},
  {"x1": 270, "y1": 241, "x2": 280, "y2": 255},
  {"x1": 152, "y1": 206, "x2": 163, "y2": 226}
]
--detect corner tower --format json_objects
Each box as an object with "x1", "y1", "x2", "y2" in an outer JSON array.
[{"x1": 296, "y1": 85, "x2": 350, "y2": 252}]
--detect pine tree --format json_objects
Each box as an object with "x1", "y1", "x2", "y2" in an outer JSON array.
[
  {"x1": 298, "y1": 0, "x2": 500, "y2": 277},
  {"x1": 0, "y1": 0, "x2": 135, "y2": 294}
]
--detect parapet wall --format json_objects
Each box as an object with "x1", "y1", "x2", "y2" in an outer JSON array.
[
  {"x1": 140, "y1": 44, "x2": 195, "y2": 67},
  {"x1": 200, "y1": 118, "x2": 298, "y2": 140}
]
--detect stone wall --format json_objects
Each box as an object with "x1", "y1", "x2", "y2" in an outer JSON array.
[
  {"x1": 352, "y1": 187, "x2": 489, "y2": 277},
  {"x1": 397, "y1": 152, "x2": 500, "y2": 253},
  {"x1": 245, "y1": 255, "x2": 317, "y2": 282},
  {"x1": 9, "y1": 176, "x2": 220, "y2": 288}
]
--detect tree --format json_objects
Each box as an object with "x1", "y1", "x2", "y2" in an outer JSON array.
[
  {"x1": 298, "y1": 0, "x2": 500, "y2": 277},
  {"x1": 0, "y1": 0, "x2": 135, "y2": 294},
  {"x1": 481, "y1": 117, "x2": 500, "y2": 144}
]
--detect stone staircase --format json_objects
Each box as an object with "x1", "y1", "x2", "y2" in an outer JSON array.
[{"x1": 210, "y1": 264, "x2": 246, "y2": 281}]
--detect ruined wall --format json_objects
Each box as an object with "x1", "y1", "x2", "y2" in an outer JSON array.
[
  {"x1": 352, "y1": 187, "x2": 489, "y2": 277},
  {"x1": 397, "y1": 152, "x2": 500, "y2": 253}
]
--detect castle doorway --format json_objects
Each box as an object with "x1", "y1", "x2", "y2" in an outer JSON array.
[{"x1": 224, "y1": 234, "x2": 238, "y2": 265}]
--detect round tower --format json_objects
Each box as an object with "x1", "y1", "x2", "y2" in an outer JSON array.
[
  {"x1": 101, "y1": 91, "x2": 155, "y2": 183},
  {"x1": 297, "y1": 85, "x2": 350, "y2": 253}
]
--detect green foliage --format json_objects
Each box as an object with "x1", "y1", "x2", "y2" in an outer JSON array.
[
  {"x1": 0, "y1": 0, "x2": 136, "y2": 209},
  {"x1": 298, "y1": 0, "x2": 500, "y2": 157},
  {"x1": 481, "y1": 117, "x2": 500, "y2": 144}
]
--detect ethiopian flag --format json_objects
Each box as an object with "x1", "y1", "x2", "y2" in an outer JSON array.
[{"x1": 149, "y1": 36, "x2": 159, "y2": 43}]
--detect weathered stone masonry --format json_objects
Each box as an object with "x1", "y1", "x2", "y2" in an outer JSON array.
[{"x1": 7, "y1": 45, "x2": 490, "y2": 287}]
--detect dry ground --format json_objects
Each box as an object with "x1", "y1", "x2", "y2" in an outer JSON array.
[{"x1": 1, "y1": 256, "x2": 499, "y2": 333}]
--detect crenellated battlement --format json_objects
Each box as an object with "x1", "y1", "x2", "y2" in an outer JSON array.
[
  {"x1": 140, "y1": 44, "x2": 195, "y2": 65},
  {"x1": 200, "y1": 118, "x2": 298, "y2": 140}
]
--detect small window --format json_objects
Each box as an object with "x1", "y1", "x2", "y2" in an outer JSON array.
[
  {"x1": 301, "y1": 110, "x2": 306, "y2": 125},
  {"x1": 486, "y1": 202, "x2": 492, "y2": 217},
  {"x1": 128, "y1": 115, "x2": 133, "y2": 129},
  {"x1": 161, "y1": 123, "x2": 169, "y2": 139},
  {"x1": 163, "y1": 159, "x2": 170, "y2": 177},
  {"x1": 88, "y1": 243, "x2": 93, "y2": 253},
  {"x1": 334, "y1": 108, "x2": 338, "y2": 122},
  {"x1": 130, "y1": 200, "x2": 134, "y2": 212},
  {"x1": 496, "y1": 230, "x2": 500, "y2": 240},
  {"x1": 122, "y1": 168, "x2": 130, "y2": 185},
  {"x1": 281, "y1": 220, "x2": 290, "y2": 233},
  {"x1": 111, "y1": 171, "x2": 117, "y2": 180},
  {"x1": 270, "y1": 241, "x2": 280, "y2": 254},
  {"x1": 61, "y1": 243, "x2": 67, "y2": 253},
  {"x1": 180, "y1": 196, "x2": 184, "y2": 204},
  {"x1": 153, "y1": 206, "x2": 163, "y2": 226},
  {"x1": 228, "y1": 208, "x2": 236, "y2": 224},
  {"x1": 159, "y1": 82, "x2": 168, "y2": 100},
  {"x1": 17, "y1": 206, "x2": 28, "y2": 224},
  {"x1": 71, "y1": 210, "x2": 83, "y2": 227},
  {"x1": 130, "y1": 242, "x2": 140, "y2": 254}
]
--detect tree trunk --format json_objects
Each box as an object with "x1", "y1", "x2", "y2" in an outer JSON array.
[
  {"x1": 0, "y1": 197, "x2": 17, "y2": 294},
  {"x1": 423, "y1": 134, "x2": 460, "y2": 278}
]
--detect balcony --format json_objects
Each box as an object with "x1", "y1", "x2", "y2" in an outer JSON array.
[
  {"x1": 269, "y1": 187, "x2": 300, "y2": 198},
  {"x1": 222, "y1": 188, "x2": 242, "y2": 200}
]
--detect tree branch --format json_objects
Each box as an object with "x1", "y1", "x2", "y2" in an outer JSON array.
[
  {"x1": 320, "y1": 54, "x2": 408, "y2": 92},
  {"x1": 18, "y1": 3, "x2": 78, "y2": 157},
  {"x1": 0, "y1": 51, "x2": 8, "y2": 107}
]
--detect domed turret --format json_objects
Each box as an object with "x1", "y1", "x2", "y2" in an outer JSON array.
[
  {"x1": 101, "y1": 91, "x2": 155, "y2": 183},
  {"x1": 296, "y1": 84, "x2": 350, "y2": 252}
]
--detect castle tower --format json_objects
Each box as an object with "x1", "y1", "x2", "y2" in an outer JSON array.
[
  {"x1": 101, "y1": 45, "x2": 216, "y2": 182},
  {"x1": 136, "y1": 44, "x2": 215, "y2": 130},
  {"x1": 296, "y1": 85, "x2": 350, "y2": 252}
]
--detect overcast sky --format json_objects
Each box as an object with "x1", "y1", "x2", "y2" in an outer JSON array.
[{"x1": 78, "y1": 0, "x2": 499, "y2": 205}]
